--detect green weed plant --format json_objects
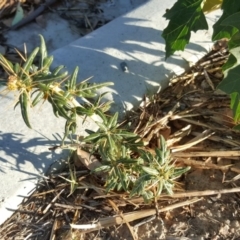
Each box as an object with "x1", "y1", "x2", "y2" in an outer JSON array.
[{"x1": 0, "y1": 35, "x2": 189, "y2": 201}]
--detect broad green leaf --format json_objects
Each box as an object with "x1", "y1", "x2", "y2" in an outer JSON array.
[
  {"x1": 215, "y1": 15, "x2": 240, "y2": 122},
  {"x1": 218, "y1": 55, "x2": 240, "y2": 95},
  {"x1": 212, "y1": 0, "x2": 240, "y2": 41},
  {"x1": 221, "y1": 12, "x2": 240, "y2": 31},
  {"x1": 162, "y1": 0, "x2": 208, "y2": 58},
  {"x1": 222, "y1": 54, "x2": 237, "y2": 71}
]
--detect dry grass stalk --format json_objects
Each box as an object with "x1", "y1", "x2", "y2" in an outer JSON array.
[
  {"x1": 70, "y1": 198, "x2": 202, "y2": 233},
  {"x1": 130, "y1": 187, "x2": 240, "y2": 203},
  {"x1": 171, "y1": 129, "x2": 215, "y2": 152},
  {"x1": 173, "y1": 150, "x2": 240, "y2": 158}
]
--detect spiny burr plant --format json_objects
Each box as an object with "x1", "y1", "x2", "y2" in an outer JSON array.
[{"x1": 0, "y1": 35, "x2": 190, "y2": 201}]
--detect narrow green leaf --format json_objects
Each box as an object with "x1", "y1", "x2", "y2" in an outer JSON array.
[
  {"x1": 22, "y1": 47, "x2": 39, "y2": 75},
  {"x1": 67, "y1": 120, "x2": 77, "y2": 134},
  {"x1": 64, "y1": 120, "x2": 77, "y2": 141},
  {"x1": 117, "y1": 131, "x2": 137, "y2": 138},
  {"x1": 96, "y1": 121, "x2": 108, "y2": 132},
  {"x1": 68, "y1": 67, "x2": 78, "y2": 91},
  {"x1": 19, "y1": 91, "x2": 31, "y2": 128},
  {"x1": 172, "y1": 166, "x2": 191, "y2": 179},
  {"x1": 51, "y1": 101, "x2": 60, "y2": 118},
  {"x1": 12, "y1": 2, "x2": 24, "y2": 26},
  {"x1": 156, "y1": 181, "x2": 163, "y2": 197},
  {"x1": 13, "y1": 62, "x2": 20, "y2": 74},
  {"x1": 0, "y1": 54, "x2": 15, "y2": 74},
  {"x1": 115, "y1": 167, "x2": 127, "y2": 191},
  {"x1": 116, "y1": 158, "x2": 138, "y2": 164},
  {"x1": 84, "y1": 133, "x2": 101, "y2": 142},
  {"x1": 107, "y1": 112, "x2": 118, "y2": 129},
  {"x1": 95, "y1": 109, "x2": 108, "y2": 124},
  {"x1": 14, "y1": 100, "x2": 20, "y2": 110},
  {"x1": 39, "y1": 35, "x2": 48, "y2": 69},
  {"x1": 56, "y1": 105, "x2": 71, "y2": 120},
  {"x1": 93, "y1": 165, "x2": 111, "y2": 173},
  {"x1": 142, "y1": 166, "x2": 159, "y2": 176},
  {"x1": 155, "y1": 148, "x2": 164, "y2": 165},
  {"x1": 51, "y1": 94, "x2": 68, "y2": 106},
  {"x1": 163, "y1": 181, "x2": 174, "y2": 195},
  {"x1": 107, "y1": 135, "x2": 117, "y2": 152},
  {"x1": 79, "y1": 82, "x2": 114, "y2": 91},
  {"x1": 52, "y1": 65, "x2": 66, "y2": 75},
  {"x1": 106, "y1": 179, "x2": 117, "y2": 192},
  {"x1": 42, "y1": 56, "x2": 53, "y2": 70},
  {"x1": 32, "y1": 91, "x2": 44, "y2": 107},
  {"x1": 34, "y1": 71, "x2": 68, "y2": 83},
  {"x1": 75, "y1": 106, "x2": 94, "y2": 116},
  {"x1": 130, "y1": 175, "x2": 148, "y2": 197}
]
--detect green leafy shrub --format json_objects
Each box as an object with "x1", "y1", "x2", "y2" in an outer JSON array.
[{"x1": 162, "y1": 0, "x2": 240, "y2": 124}]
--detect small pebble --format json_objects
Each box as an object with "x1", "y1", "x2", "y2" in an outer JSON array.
[{"x1": 120, "y1": 62, "x2": 128, "y2": 72}]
